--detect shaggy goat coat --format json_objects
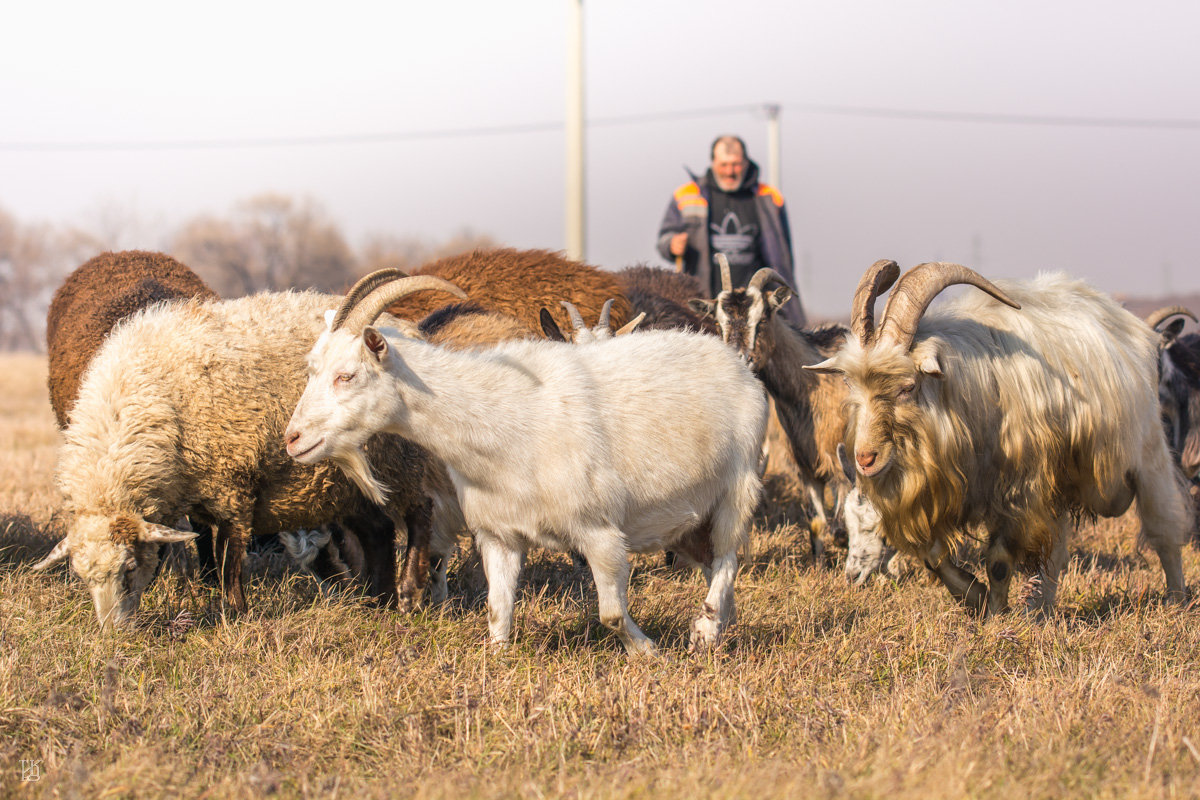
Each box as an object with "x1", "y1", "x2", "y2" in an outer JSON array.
[{"x1": 838, "y1": 273, "x2": 1191, "y2": 567}]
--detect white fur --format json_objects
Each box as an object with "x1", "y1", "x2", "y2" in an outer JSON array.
[{"x1": 287, "y1": 326, "x2": 767, "y2": 655}]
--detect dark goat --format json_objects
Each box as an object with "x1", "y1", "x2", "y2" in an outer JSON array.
[
  {"x1": 1148, "y1": 306, "x2": 1200, "y2": 480},
  {"x1": 690, "y1": 262, "x2": 852, "y2": 562},
  {"x1": 617, "y1": 265, "x2": 718, "y2": 335}
]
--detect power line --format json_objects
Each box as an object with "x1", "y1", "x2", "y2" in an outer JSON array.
[{"x1": 1, "y1": 102, "x2": 1196, "y2": 152}]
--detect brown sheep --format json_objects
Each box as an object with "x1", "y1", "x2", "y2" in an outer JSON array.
[
  {"x1": 386, "y1": 248, "x2": 632, "y2": 336},
  {"x1": 46, "y1": 250, "x2": 218, "y2": 429}
]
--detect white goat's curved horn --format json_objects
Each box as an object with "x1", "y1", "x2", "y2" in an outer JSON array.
[
  {"x1": 614, "y1": 312, "x2": 646, "y2": 336},
  {"x1": 561, "y1": 301, "x2": 588, "y2": 332},
  {"x1": 331, "y1": 268, "x2": 409, "y2": 331},
  {"x1": 850, "y1": 260, "x2": 901, "y2": 346},
  {"x1": 596, "y1": 299, "x2": 615, "y2": 331},
  {"x1": 1145, "y1": 306, "x2": 1198, "y2": 332},
  {"x1": 717, "y1": 253, "x2": 732, "y2": 294},
  {"x1": 876, "y1": 262, "x2": 1021, "y2": 352},
  {"x1": 341, "y1": 275, "x2": 468, "y2": 334}
]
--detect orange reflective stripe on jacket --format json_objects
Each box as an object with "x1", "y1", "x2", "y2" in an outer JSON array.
[
  {"x1": 673, "y1": 182, "x2": 708, "y2": 210},
  {"x1": 757, "y1": 183, "x2": 784, "y2": 207}
]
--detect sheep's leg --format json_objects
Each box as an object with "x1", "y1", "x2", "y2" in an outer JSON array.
[
  {"x1": 922, "y1": 540, "x2": 986, "y2": 615},
  {"x1": 1132, "y1": 466, "x2": 1190, "y2": 603},
  {"x1": 582, "y1": 529, "x2": 657, "y2": 657},
  {"x1": 477, "y1": 533, "x2": 524, "y2": 646},
  {"x1": 194, "y1": 523, "x2": 218, "y2": 584},
  {"x1": 983, "y1": 528, "x2": 1017, "y2": 616},
  {"x1": 1027, "y1": 520, "x2": 1070, "y2": 618},
  {"x1": 345, "y1": 509, "x2": 399, "y2": 607},
  {"x1": 215, "y1": 516, "x2": 250, "y2": 617},
  {"x1": 397, "y1": 498, "x2": 434, "y2": 611}
]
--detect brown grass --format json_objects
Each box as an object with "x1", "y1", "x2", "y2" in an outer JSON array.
[{"x1": 3, "y1": 353, "x2": 1200, "y2": 799}]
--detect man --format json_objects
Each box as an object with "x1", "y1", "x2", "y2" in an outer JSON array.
[{"x1": 656, "y1": 135, "x2": 806, "y2": 324}]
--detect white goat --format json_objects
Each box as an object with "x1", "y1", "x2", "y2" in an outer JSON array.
[
  {"x1": 807, "y1": 261, "x2": 1191, "y2": 615},
  {"x1": 286, "y1": 272, "x2": 767, "y2": 655}
]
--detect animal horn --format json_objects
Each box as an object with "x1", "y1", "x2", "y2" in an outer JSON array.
[
  {"x1": 330, "y1": 268, "x2": 409, "y2": 331},
  {"x1": 340, "y1": 275, "x2": 469, "y2": 334},
  {"x1": 596, "y1": 299, "x2": 615, "y2": 331},
  {"x1": 747, "y1": 268, "x2": 788, "y2": 293},
  {"x1": 717, "y1": 253, "x2": 732, "y2": 294},
  {"x1": 561, "y1": 301, "x2": 588, "y2": 332},
  {"x1": 876, "y1": 262, "x2": 1021, "y2": 352},
  {"x1": 850, "y1": 260, "x2": 901, "y2": 346},
  {"x1": 614, "y1": 312, "x2": 646, "y2": 336},
  {"x1": 1145, "y1": 305, "x2": 1198, "y2": 331}
]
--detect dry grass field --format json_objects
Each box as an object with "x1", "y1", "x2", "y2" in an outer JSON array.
[{"x1": 3, "y1": 352, "x2": 1200, "y2": 799}]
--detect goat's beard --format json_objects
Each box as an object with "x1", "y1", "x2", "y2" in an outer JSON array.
[{"x1": 332, "y1": 448, "x2": 389, "y2": 506}]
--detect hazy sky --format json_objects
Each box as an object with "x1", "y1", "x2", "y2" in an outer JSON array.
[{"x1": 3, "y1": 0, "x2": 1198, "y2": 317}]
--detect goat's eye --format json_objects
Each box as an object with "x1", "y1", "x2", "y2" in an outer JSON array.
[
  {"x1": 897, "y1": 381, "x2": 916, "y2": 400},
  {"x1": 335, "y1": 373, "x2": 355, "y2": 385}
]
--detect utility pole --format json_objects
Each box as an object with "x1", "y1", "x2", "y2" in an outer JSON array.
[
  {"x1": 565, "y1": 0, "x2": 586, "y2": 260},
  {"x1": 765, "y1": 103, "x2": 781, "y2": 190}
]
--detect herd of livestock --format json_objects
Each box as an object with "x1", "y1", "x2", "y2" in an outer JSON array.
[{"x1": 27, "y1": 248, "x2": 1200, "y2": 654}]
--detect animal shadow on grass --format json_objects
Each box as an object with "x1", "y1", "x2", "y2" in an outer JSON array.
[{"x1": 0, "y1": 512, "x2": 64, "y2": 568}]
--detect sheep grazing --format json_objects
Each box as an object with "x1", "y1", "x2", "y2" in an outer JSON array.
[
  {"x1": 1146, "y1": 306, "x2": 1200, "y2": 480},
  {"x1": 386, "y1": 248, "x2": 633, "y2": 340},
  {"x1": 688, "y1": 258, "x2": 857, "y2": 562},
  {"x1": 46, "y1": 250, "x2": 218, "y2": 429},
  {"x1": 286, "y1": 271, "x2": 767, "y2": 655},
  {"x1": 806, "y1": 260, "x2": 1192, "y2": 615},
  {"x1": 34, "y1": 277, "x2": 465, "y2": 628}
]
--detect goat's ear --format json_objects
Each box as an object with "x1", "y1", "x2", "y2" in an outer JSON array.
[
  {"x1": 688, "y1": 298, "x2": 717, "y2": 318},
  {"x1": 32, "y1": 537, "x2": 71, "y2": 571},
  {"x1": 803, "y1": 357, "x2": 843, "y2": 374},
  {"x1": 1163, "y1": 318, "x2": 1187, "y2": 343},
  {"x1": 363, "y1": 327, "x2": 388, "y2": 360},
  {"x1": 141, "y1": 523, "x2": 198, "y2": 544},
  {"x1": 767, "y1": 286, "x2": 792, "y2": 312},
  {"x1": 539, "y1": 308, "x2": 567, "y2": 342},
  {"x1": 836, "y1": 443, "x2": 856, "y2": 485}
]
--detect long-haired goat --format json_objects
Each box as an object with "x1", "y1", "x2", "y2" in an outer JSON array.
[
  {"x1": 34, "y1": 278, "x2": 463, "y2": 628},
  {"x1": 286, "y1": 272, "x2": 767, "y2": 655},
  {"x1": 689, "y1": 259, "x2": 858, "y2": 563},
  {"x1": 806, "y1": 260, "x2": 1192, "y2": 615}
]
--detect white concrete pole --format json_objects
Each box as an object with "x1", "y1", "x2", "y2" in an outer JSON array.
[
  {"x1": 565, "y1": 0, "x2": 586, "y2": 260},
  {"x1": 765, "y1": 103, "x2": 781, "y2": 190}
]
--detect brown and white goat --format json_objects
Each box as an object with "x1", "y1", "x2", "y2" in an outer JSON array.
[{"x1": 689, "y1": 260, "x2": 853, "y2": 563}]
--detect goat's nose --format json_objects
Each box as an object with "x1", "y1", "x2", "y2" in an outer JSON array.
[
  {"x1": 285, "y1": 429, "x2": 300, "y2": 446},
  {"x1": 856, "y1": 450, "x2": 877, "y2": 469}
]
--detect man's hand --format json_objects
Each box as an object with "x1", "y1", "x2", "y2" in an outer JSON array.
[{"x1": 669, "y1": 231, "x2": 689, "y2": 257}]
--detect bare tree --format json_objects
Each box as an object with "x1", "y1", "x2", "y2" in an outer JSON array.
[
  {"x1": 0, "y1": 208, "x2": 102, "y2": 351},
  {"x1": 359, "y1": 228, "x2": 498, "y2": 274},
  {"x1": 173, "y1": 194, "x2": 358, "y2": 297}
]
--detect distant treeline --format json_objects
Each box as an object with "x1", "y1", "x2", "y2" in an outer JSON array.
[{"x1": 0, "y1": 194, "x2": 495, "y2": 351}]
